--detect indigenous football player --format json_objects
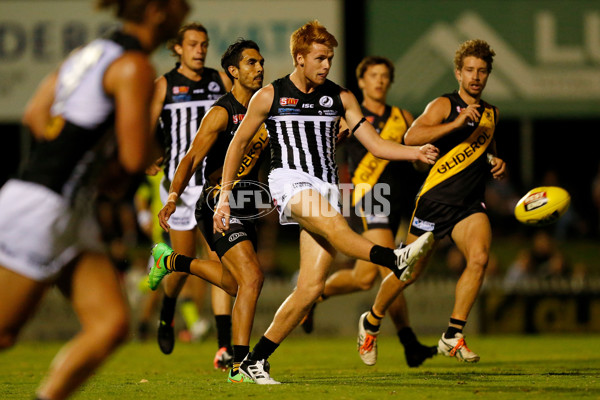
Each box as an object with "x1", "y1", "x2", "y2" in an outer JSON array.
[
  {"x1": 0, "y1": 1, "x2": 190, "y2": 399},
  {"x1": 150, "y1": 23, "x2": 233, "y2": 358},
  {"x1": 359, "y1": 39, "x2": 506, "y2": 363},
  {"x1": 149, "y1": 39, "x2": 268, "y2": 383},
  {"x1": 212, "y1": 21, "x2": 439, "y2": 384},
  {"x1": 301, "y1": 56, "x2": 437, "y2": 367}
]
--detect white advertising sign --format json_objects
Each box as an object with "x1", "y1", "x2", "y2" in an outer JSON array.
[{"x1": 0, "y1": 0, "x2": 343, "y2": 122}]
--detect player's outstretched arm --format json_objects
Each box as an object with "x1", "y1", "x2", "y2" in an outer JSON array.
[{"x1": 341, "y1": 89, "x2": 438, "y2": 164}]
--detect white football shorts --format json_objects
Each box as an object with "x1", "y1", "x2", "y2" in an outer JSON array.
[
  {"x1": 268, "y1": 168, "x2": 341, "y2": 225},
  {"x1": 159, "y1": 178, "x2": 203, "y2": 231},
  {"x1": 0, "y1": 179, "x2": 103, "y2": 281}
]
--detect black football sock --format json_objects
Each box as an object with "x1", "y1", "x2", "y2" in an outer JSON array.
[
  {"x1": 248, "y1": 336, "x2": 279, "y2": 362},
  {"x1": 444, "y1": 318, "x2": 466, "y2": 339},
  {"x1": 160, "y1": 295, "x2": 177, "y2": 325},
  {"x1": 233, "y1": 345, "x2": 250, "y2": 372},
  {"x1": 364, "y1": 308, "x2": 383, "y2": 332},
  {"x1": 167, "y1": 253, "x2": 192, "y2": 274},
  {"x1": 369, "y1": 245, "x2": 396, "y2": 270},
  {"x1": 215, "y1": 314, "x2": 232, "y2": 350}
]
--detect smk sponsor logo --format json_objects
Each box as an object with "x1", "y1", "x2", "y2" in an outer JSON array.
[
  {"x1": 232, "y1": 114, "x2": 245, "y2": 125},
  {"x1": 280, "y1": 97, "x2": 299, "y2": 106},
  {"x1": 173, "y1": 86, "x2": 189, "y2": 95}
]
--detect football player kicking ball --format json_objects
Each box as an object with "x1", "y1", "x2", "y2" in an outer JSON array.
[
  {"x1": 359, "y1": 39, "x2": 506, "y2": 364},
  {"x1": 213, "y1": 21, "x2": 439, "y2": 384},
  {"x1": 301, "y1": 56, "x2": 437, "y2": 368}
]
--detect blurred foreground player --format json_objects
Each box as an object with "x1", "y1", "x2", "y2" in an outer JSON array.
[{"x1": 0, "y1": 1, "x2": 189, "y2": 399}]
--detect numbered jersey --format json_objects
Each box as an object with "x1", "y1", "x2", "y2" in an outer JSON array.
[
  {"x1": 20, "y1": 30, "x2": 143, "y2": 200},
  {"x1": 159, "y1": 66, "x2": 227, "y2": 187},
  {"x1": 266, "y1": 75, "x2": 344, "y2": 184}
]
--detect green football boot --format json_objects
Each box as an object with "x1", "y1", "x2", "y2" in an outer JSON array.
[
  {"x1": 148, "y1": 243, "x2": 174, "y2": 290},
  {"x1": 227, "y1": 369, "x2": 254, "y2": 383}
]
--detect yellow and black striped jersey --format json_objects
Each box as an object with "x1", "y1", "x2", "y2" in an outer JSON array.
[{"x1": 417, "y1": 91, "x2": 497, "y2": 206}]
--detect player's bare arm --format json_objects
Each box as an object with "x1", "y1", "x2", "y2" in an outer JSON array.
[
  {"x1": 158, "y1": 106, "x2": 228, "y2": 231},
  {"x1": 401, "y1": 108, "x2": 431, "y2": 173},
  {"x1": 213, "y1": 85, "x2": 273, "y2": 233},
  {"x1": 405, "y1": 96, "x2": 483, "y2": 146},
  {"x1": 341, "y1": 89, "x2": 438, "y2": 164},
  {"x1": 105, "y1": 52, "x2": 158, "y2": 173},
  {"x1": 22, "y1": 70, "x2": 58, "y2": 140}
]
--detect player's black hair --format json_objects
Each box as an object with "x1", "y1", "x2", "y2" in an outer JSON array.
[{"x1": 221, "y1": 39, "x2": 261, "y2": 82}]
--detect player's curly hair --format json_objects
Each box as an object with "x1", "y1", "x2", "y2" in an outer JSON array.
[
  {"x1": 221, "y1": 39, "x2": 261, "y2": 82},
  {"x1": 454, "y1": 39, "x2": 496, "y2": 72},
  {"x1": 355, "y1": 56, "x2": 395, "y2": 83},
  {"x1": 96, "y1": 0, "x2": 169, "y2": 22},
  {"x1": 290, "y1": 20, "x2": 338, "y2": 66},
  {"x1": 166, "y1": 22, "x2": 208, "y2": 57}
]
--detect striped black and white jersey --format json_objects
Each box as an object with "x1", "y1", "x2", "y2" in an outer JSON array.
[
  {"x1": 158, "y1": 66, "x2": 227, "y2": 187},
  {"x1": 266, "y1": 75, "x2": 344, "y2": 184}
]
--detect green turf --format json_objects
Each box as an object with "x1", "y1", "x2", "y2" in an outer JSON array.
[{"x1": 2, "y1": 335, "x2": 599, "y2": 399}]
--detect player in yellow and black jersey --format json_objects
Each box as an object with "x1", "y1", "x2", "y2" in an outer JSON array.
[
  {"x1": 149, "y1": 39, "x2": 268, "y2": 383},
  {"x1": 300, "y1": 56, "x2": 437, "y2": 368},
  {"x1": 361, "y1": 40, "x2": 507, "y2": 363}
]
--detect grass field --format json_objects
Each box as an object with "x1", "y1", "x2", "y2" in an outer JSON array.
[{"x1": 2, "y1": 335, "x2": 599, "y2": 399}]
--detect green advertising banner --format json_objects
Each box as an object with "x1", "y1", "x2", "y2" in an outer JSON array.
[{"x1": 366, "y1": 0, "x2": 600, "y2": 117}]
